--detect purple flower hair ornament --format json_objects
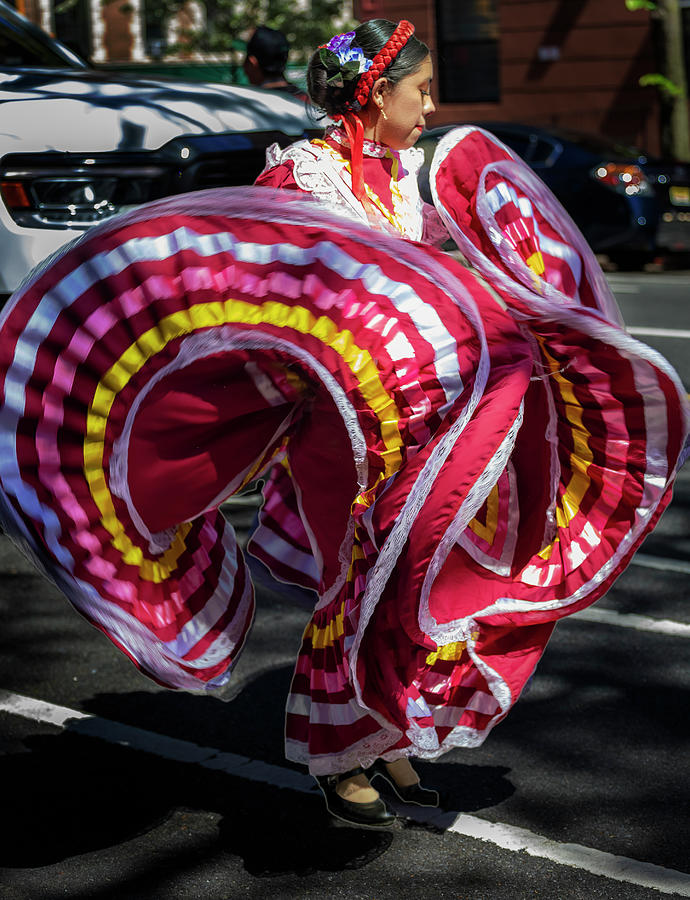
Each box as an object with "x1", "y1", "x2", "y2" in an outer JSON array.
[{"x1": 318, "y1": 30, "x2": 372, "y2": 88}]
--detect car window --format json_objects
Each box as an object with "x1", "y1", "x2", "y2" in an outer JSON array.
[
  {"x1": 554, "y1": 128, "x2": 645, "y2": 160},
  {"x1": 0, "y1": 16, "x2": 83, "y2": 67},
  {"x1": 488, "y1": 130, "x2": 532, "y2": 160},
  {"x1": 529, "y1": 137, "x2": 559, "y2": 166}
]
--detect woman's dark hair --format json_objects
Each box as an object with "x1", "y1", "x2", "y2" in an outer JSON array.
[{"x1": 307, "y1": 19, "x2": 429, "y2": 116}]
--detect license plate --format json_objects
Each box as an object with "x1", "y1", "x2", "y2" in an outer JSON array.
[{"x1": 670, "y1": 185, "x2": 690, "y2": 206}]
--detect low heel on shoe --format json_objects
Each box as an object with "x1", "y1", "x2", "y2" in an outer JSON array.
[
  {"x1": 315, "y1": 766, "x2": 396, "y2": 828},
  {"x1": 368, "y1": 759, "x2": 439, "y2": 808}
]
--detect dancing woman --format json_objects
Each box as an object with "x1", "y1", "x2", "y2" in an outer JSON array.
[
  {"x1": 0, "y1": 19, "x2": 686, "y2": 832},
  {"x1": 257, "y1": 17, "x2": 690, "y2": 824},
  {"x1": 254, "y1": 19, "x2": 447, "y2": 825},
  {"x1": 250, "y1": 18, "x2": 688, "y2": 825}
]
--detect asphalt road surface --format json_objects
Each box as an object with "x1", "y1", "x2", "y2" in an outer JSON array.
[{"x1": 0, "y1": 271, "x2": 688, "y2": 900}]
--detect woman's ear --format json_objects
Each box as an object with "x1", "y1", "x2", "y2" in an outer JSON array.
[{"x1": 370, "y1": 77, "x2": 389, "y2": 111}]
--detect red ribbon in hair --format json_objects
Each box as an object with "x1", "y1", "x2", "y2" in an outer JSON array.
[
  {"x1": 333, "y1": 112, "x2": 366, "y2": 203},
  {"x1": 332, "y1": 21, "x2": 415, "y2": 205}
]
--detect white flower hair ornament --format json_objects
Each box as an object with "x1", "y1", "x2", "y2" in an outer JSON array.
[{"x1": 318, "y1": 31, "x2": 373, "y2": 88}]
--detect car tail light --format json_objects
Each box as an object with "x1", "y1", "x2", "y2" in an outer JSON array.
[{"x1": 590, "y1": 163, "x2": 653, "y2": 197}]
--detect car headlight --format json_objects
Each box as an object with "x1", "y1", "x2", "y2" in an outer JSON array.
[
  {"x1": 590, "y1": 163, "x2": 653, "y2": 197},
  {"x1": 0, "y1": 162, "x2": 168, "y2": 228}
]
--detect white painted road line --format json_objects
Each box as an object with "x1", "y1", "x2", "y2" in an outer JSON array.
[
  {"x1": 607, "y1": 274, "x2": 690, "y2": 286},
  {"x1": 0, "y1": 691, "x2": 91, "y2": 726},
  {"x1": 447, "y1": 816, "x2": 690, "y2": 897},
  {"x1": 609, "y1": 283, "x2": 640, "y2": 293},
  {"x1": 631, "y1": 552, "x2": 690, "y2": 575},
  {"x1": 627, "y1": 326, "x2": 690, "y2": 339},
  {"x1": 1, "y1": 690, "x2": 690, "y2": 895},
  {"x1": 573, "y1": 606, "x2": 690, "y2": 637},
  {"x1": 0, "y1": 689, "x2": 314, "y2": 793}
]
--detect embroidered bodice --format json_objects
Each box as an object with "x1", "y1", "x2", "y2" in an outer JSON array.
[{"x1": 256, "y1": 125, "x2": 448, "y2": 245}]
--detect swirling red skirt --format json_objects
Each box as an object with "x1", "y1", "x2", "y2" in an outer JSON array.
[{"x1": 0, "y1": 134, "x2": 686, "y2": 775}]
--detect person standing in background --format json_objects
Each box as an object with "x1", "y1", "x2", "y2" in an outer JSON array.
[{"x1": 243, "y1": 25, "x2": 309, "y2": 103}]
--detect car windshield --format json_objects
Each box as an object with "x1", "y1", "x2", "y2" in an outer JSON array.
[{"x1": 0, "y1": 11, "x2": 86, "y2": 68}]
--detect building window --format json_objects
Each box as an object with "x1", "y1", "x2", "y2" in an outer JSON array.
[{"x1": 435, "y1": 0, "x2": 500, "y2": 103}]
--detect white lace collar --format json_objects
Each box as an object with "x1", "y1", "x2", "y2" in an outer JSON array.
[
  {"x1": 324, "y1": 125, "x2": 426, "y2": 179},
  {"x1": 261, "y1": 131, "x2": 426, "y2": 241},
  {"x1": 325, "y1": 124, "x2": 397, "y2": 159}
]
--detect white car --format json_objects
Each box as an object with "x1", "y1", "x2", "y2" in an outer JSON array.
[{"x1": 0, "y1": 0, "x2": 317, "y2": 300}]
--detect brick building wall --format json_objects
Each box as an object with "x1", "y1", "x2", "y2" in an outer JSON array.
[{"x1": 354, "y1": 0, "x2": 663, "y2": 154}]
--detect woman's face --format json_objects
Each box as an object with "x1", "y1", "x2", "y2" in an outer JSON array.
[{"x1": 375, "y1": 55, "x2": 435, "y2": 150}]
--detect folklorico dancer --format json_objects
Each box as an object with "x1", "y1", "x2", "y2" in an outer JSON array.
[{"x1": 0, "y1": 18, "x2": 687, "y2": 829}]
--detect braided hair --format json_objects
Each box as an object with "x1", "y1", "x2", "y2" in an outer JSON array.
[{"x1": 307, "y1": 19, "x2": 429, "y2": 117}]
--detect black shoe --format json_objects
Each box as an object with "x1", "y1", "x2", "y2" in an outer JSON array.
[
  {"x1": 315, "y1": 766, "x2": 396, "y2": 828},
  {"x1": 368, "y1": 759, "x2": 440, "y2": 807}
]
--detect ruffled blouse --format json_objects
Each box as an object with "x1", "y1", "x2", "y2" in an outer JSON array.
[{"x1": 255, "y1": 125, "x2": 449, "y2": 246}]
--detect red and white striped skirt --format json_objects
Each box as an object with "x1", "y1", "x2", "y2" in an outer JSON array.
[{"x1": 0, "y1": 134, "x2": 686, "y2": 775}]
